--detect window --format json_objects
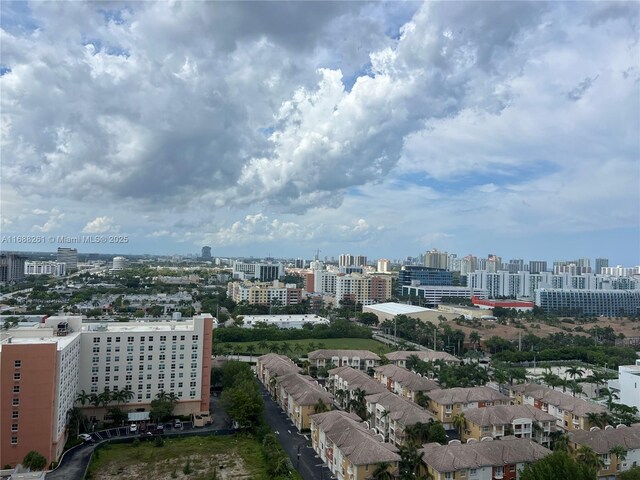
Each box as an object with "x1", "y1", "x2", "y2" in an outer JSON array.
[
  {"x1": 148, "y1": 336, "x2": 153, "y2": 342},
  {"x1": 91, "y1": 376, "x2": 98, "y2": 383},
  {"x1": 93, "y1": 337, "x2": 100, "y2": 343},
  {"x1": 148, "y1": 346, "x2": 153, "y2": 351},
  {"x1": 180, "y1": 335, "x2": 185, "y2": 341},
  {"x1": 12, "y1": 398, "x2": 19, "y2": 406},
  {"x1": 13, "y1": 373, "x2": 20, "y2": 381},
  {"x1": 11, "y1": 436, "x2": 17, "y2": 445},
  {"x1": 127, "y1": 336, "x2": 134, "y2": 342},
  {"x1": 105, "y1": 376, "x2": 110, "y2": 382},
  {"x1": 139, "y1": 355, "x2": 144, "y2": 361},
  {"x1": 193, "y1": 335, "x2": 198, "y2": 341},
  {"x1": 141, "y1": 336, "x2": 145, "y2": 342},
  {"x1": 114, "y1": 375, "x2": 119, "y2": 381},
  {"x1": 158, "y1": 383, "x2": 164, "y2": 389},
  {"x1": 148, "y1": 355, "x2": 152, "y2": 361},
  {"x1": 115, "y1": 337, "x2": 121, "y2": 342},
  {"x1": 14, "y1": 360, "x2": 21, "y2": 368},
  {"x1": 147, "y1": 384, "x2": 151, "y2": 390},
  {"x1": 127, "y1": 346, "x2": 133, "y2": 352},
  {"x1": 160, "y1": 355, "x2": 166, "y2": 361},
  {"x1": 107, "y1": 337, "x2": 112, "y2": 343},
  {"x1": 126, "y1": 375, "x2": 132, "y2": 381},
  {"x1": 92, "y1": 356, "x2": 99, "y2": 363},
  {"x1": 106, "y1": 356, "x2": 111, "y2": 362},
  {"x1": 13, "y1": 386, "x2": 20, "y2": 393},
  {"x1": 139, "y1": 345, "x2": 144, "y2": 352},
  {"x1": 139, "y1": 365, "x2": 144, "y2": 371},
  {"x1": 105, "y1": 366, "x2": 110, "y2": 372},
  {"x1": 92, "y1": 346, "x2": 100, "y2": 353},
  {"x1": 12, "y1": 411, "x2": 19, "y2": 419},
  {"x1": 147, "y1": 374, "x2": 152, "y2": 380},
  {"x1": 114, "y1": 366, "x2": 120, "y2": 371}
]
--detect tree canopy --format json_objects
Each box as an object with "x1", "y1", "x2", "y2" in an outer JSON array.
[{"x1": 519, "y1": 451, "x2": 596, "y2": 480}]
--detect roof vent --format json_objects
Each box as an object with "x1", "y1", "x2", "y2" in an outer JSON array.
[
  {"x1": 467, "y1": 438, "x2": 478, "y2": 444},
  {"x1": 605, "y1": 425, "x2": 614, "y2": 430},
  {"x1": 616, "y1": 424, "x2": 627, "y2": 429},
  {"x1": 448, "y1": 439, "x2": 462, "y2": 445},
  {"x1": 590, "y1": 427, "x2": 601, "y2": 431}
]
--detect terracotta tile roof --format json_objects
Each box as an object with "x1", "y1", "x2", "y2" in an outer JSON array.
[
  {"x1": 428, "y1": 386, "x2": 510, "y2": 405},
  {"x1": 419, "y1": 437, "x2": 551, "y2": 472},
  {"x1": 374, "y1": 364, "x2": 439, "y2": 392},
  {"x1": 511, "y1": 384, "x2": 607, "y2": 416}
]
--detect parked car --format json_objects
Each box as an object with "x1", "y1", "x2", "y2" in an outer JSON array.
[
  {"x1": 129, "y1": 424, "x2": 138, "y2": 433},
  {"x1": 173, "y1": 419, "x2": 182, "y2": 429},
  {"x1": 78, "y1": 433, "x2": 93, "y2": 442}
]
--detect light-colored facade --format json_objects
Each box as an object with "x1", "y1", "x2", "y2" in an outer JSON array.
[
  {"x1": 535, "y1": 288, "x2": 640, "y2": 316},
  {"x1": 365, "y1": 390, "x2": 435, "y2": 446},
  {"x1": 239, "y1": 314, "x2": 329, "y2": 329},
  {"x1": 0, "y1": 314, "x2": 213, "y2": 468},
  {"x1": 231, "y1": 261, "x2": 284, "y2": 282},
  {"x1": 401, "y1": 285, "x2": 488, "y2": 305},
  {"x1": 227, "y1": 280, "x2": 302, "y2": 306},
  {"x1": 463, "y1": 404, "x2": 556, "y2": 446},
  {"x1": 256, "y1": 353, "x2": 301, "y2": 392},
  {"x1": 0, "y1": 254, "x2": 26, "y2": 283},
  {"x1": 362, "y1": 302, "x2": 454, "y2": 324},
  {"x1": 24, "y1": 261, "x2": 66, "y2": 277},
  {"x1": 427, "y1": 387, "x2": 511, "y2": 428},
  {"x1": 56, "y1": 248, "x2": 78, "y2": 271},
  {"x1": 509, "y1": 384, "x2": 607, "y2": 431},
  {"x1": 419, "y1": 437, "x2": 551, "y2": 480},
  {"x1": 373, "y1": 364, "x2": 439, "y2": 403},
  {"x1": 274, "y1": 372, "x2": 334, "y2": 431},
  {"x1": 569, "y1": 424, "x2": 640, "y2": 479},
  {"x1": 310, "y1": 410, "x2": 400, "y2": 480},
  {"x1": 619, "y1": 362, "x2": 640, "y2": 412},
  {"x1": 327, "y1": 366, "x2": 387, "y2": 409},
  {"x1": 308, "y1": 350, "x2": 380, "y2": 372}
]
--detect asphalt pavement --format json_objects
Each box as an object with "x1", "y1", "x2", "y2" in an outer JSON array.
[{"x1": 257, "y1": 379, "x2": 334, "y2": 480}]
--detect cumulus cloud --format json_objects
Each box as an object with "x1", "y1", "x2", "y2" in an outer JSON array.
[{"x1": 82, "y1": 216, "x2": 119, "y2": 234}]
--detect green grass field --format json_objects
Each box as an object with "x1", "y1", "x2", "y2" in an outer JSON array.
[
  {"x1": 217, "y1": 337, "x2": 392, "y2": 356},
  {"x1": 86, "y1": 435, "x2": 293, "y2": 480}
]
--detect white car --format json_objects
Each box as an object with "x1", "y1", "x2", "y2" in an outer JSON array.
[
  {"x1": 79, "y1": 433, "x2": 93, "y2": 442},
  {"x1": 129, "y1": 424, "x2": 138, "y2": 433},
  {"x1": 173, "y1": 420, "x2": 182, "y2": 429}
]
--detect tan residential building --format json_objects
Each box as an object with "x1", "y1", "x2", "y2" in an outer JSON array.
[
  {"x1": 227, "y1": 280, "x2": 302, "y2": 306},
  {"x1": 255, "y1": 353, "x2": 301, "y2": 393},
  {"x1": 365, "y1": 390, "x2": 435, "y2": 446},
  {"x1": 374, "y1": 364, "x2": 439, "y2": 402},
  {"x1": 275, "y1": 372, "x2": 334, "y2": 431},
  {"x1": 509, "y1": 383, "x2": 607, "y2": 431},
  {"x1": 464, "y1": 404, "x2": 556, "y2": 446},
  {"x1": 428, "y1": 387, "x2": 511, "y2": 429},
  {"x1": 385, "y1": 350, "x2": 458, "y2": 368},
  {"x1": 419, "y1": 437, "x2": 551, "y2": 480},
  {"x1": 310, "y1": 410, "x2": 400, "y2": 480},
  {"x1": 308, "y1": 349, "x2": 380, "y2": 372},
  {"x1": 569, "y1": 424, "x2": 640, "y2": 479},
  {"x1": 327, "y1": 366, "x2": 387, "y2": 409}
]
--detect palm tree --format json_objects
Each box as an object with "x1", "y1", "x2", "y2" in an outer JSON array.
[
  {"x1": 566, "y1": 366, "x2": 585, "y2": 381},
  {"x1": 349, "y1": 388, "x2": 367, "y2": 420},
  {"x1": 314, "y1": 398, "x2": 331, "y2": 414},
  {"x1": 293, "y1": 343, "x2": 304, "y2": 356},
  {"x1": 415, "y1": 391, "x2": 430, "y2": 409},
  {"x1": 257, "y1": 340, "x2": 269, "y2": 353},
  {"x1": 246, "y1": 344, "x2": 256, "y2": 362},
  {"x1": 371, "y1": 462, "x2": 394, "y2": 480},
  {"x1": 452, "y1": 412, "x2": 466, "y2": 438},
  {"x1": 550, "y1": 431, "x2": 569, "y2": 452},
  {"x1": 469, "y1": 331, "x2": 481, "y2": 351},
  {"x1": 76, "y1": 390, "x2": 91, "y2": 407},
  {"x1": 280, "y1": 342, "x2": 292, "y2": 357},
  {"x1": 569, "y1": 381, "x2": 583, "y2": 397},
  {"x1": 308, "y1": 341, "x2": 316, "y2": 351},
  {"x1": 334, "y1": 389, "x2": 347, "y2": 408},
  {"x1": 399, "y1": 441, "x2": 424, "y2": 479},
  {"x1": 600, "y1": 387, "x2": 619, "y2": 410},
  {"x1": 268, "y1": 342, "x2": 280, "y2": 354},
  {"x1": 317, "y1": 342, "x2": 326, "y2": 350},
  {"x1": 575, "y1": 445, "x2": 605, "y2": 473},
  {"x1": 609, "y1": 444, "x2": 627, "y2": 467}
]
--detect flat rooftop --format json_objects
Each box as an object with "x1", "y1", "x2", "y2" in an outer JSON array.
[
  {"x1": 81, "y1": 321, "x2": 198, "y2": 333},
  {"x1": 0, "y1": 331, "x2": 81, "y2": 350},
  {"x1": 364, "y1": 302, "x2": 436, "y2": 315}
]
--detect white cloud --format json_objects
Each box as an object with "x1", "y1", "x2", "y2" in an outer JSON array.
[{"x1": 82, "y1": 216, "x2": 119, "y2": 234}]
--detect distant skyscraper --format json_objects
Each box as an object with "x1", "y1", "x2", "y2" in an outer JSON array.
[
  {"x1": 339, "y1": 254, "x2": 355, "y2": 267},
  {"x1": 201, "y1": 246, "x2": 212, "y2": 259},
  {"x1": 508, "y1": 259, "x2": 524, "y2": 273},
  {"x1": 424, "y1": 249, "x2": 448, "y2": 270},
  {"x1": 295, "y1": 258, "x2": 305, "y2": 268},
  {"x1": 354, "y1": 255, "x2": 367, "y2": 267},
  {"x1": 0, "y1": 253, "x2": 26, "y2": 283},
  {"x1": 529, "y1": 260, "x2": 547, "y2": 274},
  {"x1": 57, "y1": 247, "x2": 78, "y2": 271},
  {"x1": 595, "y1": 258, "x2": 609, "y2": 275},
  {"x1": 377, "y1": 259, "x2": 390, "y2": 273}
]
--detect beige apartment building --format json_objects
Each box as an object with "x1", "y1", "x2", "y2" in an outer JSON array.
[
  {"x1": 385, "y1": 350, "x2": 459, "y2": 368},
  {"x1": 275, "y1": 372, "x2": 334, "y2": 431},
  {"x1": 427, "y1": 387, "x2": 511, "y2": 428},
  {"x1": 308, "y1": 349, "x2": 380, "y2": 372},
  {"x1": 373, "y1": 364, "x2": 439, "y2": 402},
  {"x1": 463, "y1": 404, "x2": 556, "y2": 446}
]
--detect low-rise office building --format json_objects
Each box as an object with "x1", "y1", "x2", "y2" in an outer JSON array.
[
  {"x1": 373, "y1": 364, "x2": 439, "y2": 403},
  {"x1": 239, "y1": 314, "x2": 329, "y2": 329},
  {"x1": 428, "y1": 387, "x2": 511, "y2": 429},
  {"x1": 308, "y1": 349, "x2": 380, "y2": 372},
  {"x1": 419, "y1": 437, "x2": 551, "y2": 480},
  {"x1": 310, "y1": 410, "x2": 400, "y2": 480},
  {"x1": 509, "y1": 384, "x2": 607, "y2": 431},
  {"x1": 365, "y1": 390, "x2": 435, "y2": 446},
  {"x1": 569, "y1": 424, "x2": 640, "y2": 479},
  {"x1": 463, "y1": 404, "x2": 556, "y2": 446}
]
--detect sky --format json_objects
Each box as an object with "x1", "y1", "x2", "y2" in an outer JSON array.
[{"x1": 1, "y1": 1, "x2": 639, "y2": 265}]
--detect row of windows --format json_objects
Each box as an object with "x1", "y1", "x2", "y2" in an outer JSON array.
[
  {"x1": 93, "y1": 344, "x2": 199, "y2": 354},
  {"x1": 94, "y1": 335, "x2": 197, "y2": 343}
]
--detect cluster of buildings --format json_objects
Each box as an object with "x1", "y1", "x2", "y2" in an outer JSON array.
[{"x1": 0, "y1": 314, "x2": 213, "y2": 468}]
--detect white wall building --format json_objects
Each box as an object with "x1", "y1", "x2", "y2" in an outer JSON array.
[
  {"x1": 24, "y1": 261, "x2": 66, "y2": 276},
  {"x1": 619, "y1": 361, "x2": 640, "y2": 412}
]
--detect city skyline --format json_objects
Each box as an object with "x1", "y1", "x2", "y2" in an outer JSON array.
[{"x1": 1, "y1": 2, "x2": 638, "y2": 265}]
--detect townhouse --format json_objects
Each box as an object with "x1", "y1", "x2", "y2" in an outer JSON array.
[
  {"x1": 255, "y1": 353, "x2": 301, "y2": 393},
  {"x1": 327, "y1": 366, "x2": 387, "y2": 408},
  {"x1": 463, "y1": 404, "x2": 556, "y2": 447},
  {"x1": 373, "y1": 364, "x2": 439, "y2": 402},
  {"x1": 275, "y1": 372, "x2": 334, "y2": 431},
  {"x1": 419, "y1": 437, "x2": 551, "y2": 480},
  {"x1": 427, "y1": 387, "x2": 511, "y2": 429},
  {"x1": 365, "y1": 390, "x2": 435, "y2": 446},
  {"x1": 569, "y1": 424, "x2": 640, "y2": 479},
  {"x1": 509, "y1": 383, "x2": 607, "y2": 431},
  {"x1": 385, "y1": 350, "x2": 459, "y2": 368},
  {"x1": 310, "y1": 410, "x2": 400, "y2": 480},
  {"x1": 308, "y1": 349, "x2": 380, "y2": 373}
]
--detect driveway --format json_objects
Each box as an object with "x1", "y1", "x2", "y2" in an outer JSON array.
[{"x1": 257, "y1": 380, "x2": 334, "y2": 480}]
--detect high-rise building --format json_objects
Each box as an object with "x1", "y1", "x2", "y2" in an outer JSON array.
[
  {"x1": 232, "y1": 261, "x2": 284, "y2": 282},
  {"x1": 0, "y1": 253, "x2": 26, "y2": 283},
  {"x1": 56, "y1": 248, "x2": 78, "y2": 271},
  {"x1": 535, "y1": 289, "x2": 640, "y2": 316},
  {"x1": 0, "y1": 314, "x2": 213, "y2": 468},
  {"x1": 529, "y1": 261, "x2": 547, "y2": 274},
  {"x1": 377, "y1": 259, "x2": 390, "y2": 273},
  {"x1": 201, "y1": 246, "x2": 212, "y2": 259},
  {"x1": 111, "y1": 256, "x2": 126, "y2": 271},
  {"x1": 354, "y1": 255, "x2": 367, "y2": 267},
  {"x1": 595, "y1": 258, "x2": 609, "y2": 275},
  {"x1": 24, "y1": 261, "x2": 66, "y2": 277},
  {"x1": 294, "y1": 258, "x2": 305, "y2": 269},
  {"x1": 339, "y1": 254, "x2": 355, "y2": 267},
  {"x1": 398, "y1": 266, "x2": 453, "y2": 288},
  {"x1": 508, "y1": 259, "x2": 524, "y2": 274},
  {"x1": 424, "y1": 249, "x2": 448, "y2": 270}
]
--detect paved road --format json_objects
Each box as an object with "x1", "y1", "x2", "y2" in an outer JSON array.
[{"x1": 257, "y1": 380, "x2": 334, "y2": 480}]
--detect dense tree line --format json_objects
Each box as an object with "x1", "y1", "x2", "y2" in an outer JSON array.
[{"x1": 214, "y1": 319, "x2": 372, "y2": 343}]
